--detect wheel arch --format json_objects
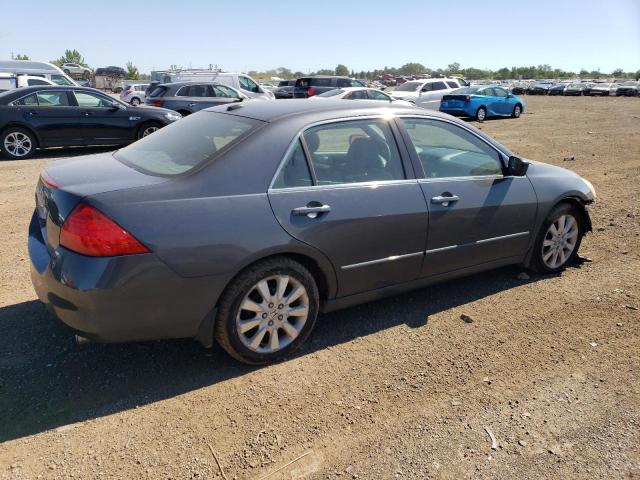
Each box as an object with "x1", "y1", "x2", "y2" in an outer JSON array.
[{"x1": 195, "y1": 250, "x2": 336, "y2": 348}]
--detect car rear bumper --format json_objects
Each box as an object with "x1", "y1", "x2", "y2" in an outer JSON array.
[
  {"x1": 439, "y1": 108, "x2": 470, "y2": 117},
  {"x1": 28, "y1": 212, "x2": 218, "y2": 343}
]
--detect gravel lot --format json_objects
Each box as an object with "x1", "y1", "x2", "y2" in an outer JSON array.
[{"x1": 1, "y1": 96, "x2": 639, "y2": 479}]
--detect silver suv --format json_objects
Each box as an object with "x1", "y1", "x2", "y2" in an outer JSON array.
[{"x1": 120, "y1": 83, "x2": 150, "y2": 105}]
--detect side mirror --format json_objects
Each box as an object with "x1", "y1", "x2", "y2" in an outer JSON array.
[
  {"x1": 507, "y1": 156, "x2": 529, "y2": 176},
  {"x1": 507, "y1": 93, "x2": 514, "y2": 98},
  {"x1": 109, "y1": 103, "x2": 121, "y2": 111}
]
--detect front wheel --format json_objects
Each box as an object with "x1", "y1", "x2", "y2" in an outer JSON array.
[
  {"x1": 512, "y1": 104, "x2": 522, "y2": 118},
  {"x1": 214, "y1": 257, "x2": 319, "y2": 364},
  {"x1": 0, "y1": 127, "x2": 36, "y2": 160},
  {"x1": 476, "y1": 106, "x2": 487, "y2": 122},
  {"x1": 137, "y1": 122, "x2": 162, "y2": 139},
  {"x1": 530, "y1": 203, "x2": 584, "y2": 273}
]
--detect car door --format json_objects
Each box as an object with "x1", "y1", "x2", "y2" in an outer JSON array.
[
  {"x1": 268, "y1": 117, "x2": 429, "y2": 297},
  {"x1": 15, "y1": 90, "x2": 83, "y2": 147},
  {"x1": 492, "y1": 87, "x2": 511, "y2": 115},
  {"x1": 72, "y1": 90, "x2": 132, "y2": 144},
  {"x1": 398, "y1": 116, "x2": 537, "y2": 277}
]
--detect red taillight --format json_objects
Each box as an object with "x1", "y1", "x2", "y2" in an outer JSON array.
[
  {"x1": 60, "y1": 203, "x2": 149, "y2": 257},
  {"x1": 40, "y1": 170, "x2": 59, "y2": 189},
  {"x1": 148, "y1": 99, "x2": 164, "y2": 107},
  {"x1": 307, "y1": 87, "x2": 316, "y2": 97}
]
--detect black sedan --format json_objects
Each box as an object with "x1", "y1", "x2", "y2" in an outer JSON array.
[
  {"x1": 548, "y1": 83, "x2": 567, "y2": 96},
  {"x1": 0, "y1": 86, "x2": 181, "y2": 160},
  {"x1": 616, "y1": 81, "x2": 639, "y2": 96},
  {"x1": 563, "y1": 83, "x2": 592, "y2": 96}
]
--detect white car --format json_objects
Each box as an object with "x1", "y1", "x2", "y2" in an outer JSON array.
[
  {"x1": 120, "y1": 83, "x2": 150, "y2": 105},
  {"x1": 0, "y1": 73, "x2": 55, "y2": 92},
  {"x1": 61, "y1": 63, "x2": 92, "y2": 78},
  {"x1": 391, "y1": 78, "x2": 466, "y2": 110},
  {"x1": 312, "y1": 87, "x2": 414, "y2": 106}
]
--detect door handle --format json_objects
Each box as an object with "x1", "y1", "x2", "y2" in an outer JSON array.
[
  {"x1": 292, "y1": 204, "x2": 331, "y2": 218},
  {"x1": 431, "y1": 194, "x2": 459, "y2": 206},
  {"x1": 28, "y1": 111, "x2": 38, "y2": 116},
  {"x1": 188, "y1": 103, "x2": 197, "y2": 107}
]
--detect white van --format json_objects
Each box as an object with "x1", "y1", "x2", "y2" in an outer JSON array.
[{"x1": 0, "y1": 60, "x2": 77, "y2": 87}]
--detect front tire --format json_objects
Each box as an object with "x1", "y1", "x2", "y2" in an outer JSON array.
[
  {"x1": 0, "y1": 127, "x2": 36, "y2": 160},
  {"x1": 530, "y1": 203, "x2": 584, "y2": 273},
  {"x1": 512, "y1": 104, "x2": 522, "y2": 118},
  {"x1": 137, "y1": 122, "x2": 162, "y2": 139},
  {"x1": 476, "y1": 107, "x2": 487, "y2": 122},
  {"x1": 214, "y1": 257, "x2": 319, "y2": 364}
]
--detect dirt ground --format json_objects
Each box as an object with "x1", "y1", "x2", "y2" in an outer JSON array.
[{"x1": 0, "y1": 96, "x2": 639, "y2": 479}]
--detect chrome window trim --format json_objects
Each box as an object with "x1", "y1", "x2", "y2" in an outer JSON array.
[
  {"x1": 341, "y1": 251, "x2": 424, "y2": 271},
  {"x1": 425, "y1": 231, "x2": 530, "y2": 255},
  {"x1": 269, "y1": 178, "x2": 420, "y2": 194},
  {"x1": 418, "y1": 174, "x2": 505, "y2": 183},
  {"x1": 268, "y1": 113, "x2": 409, "y2": 191}
]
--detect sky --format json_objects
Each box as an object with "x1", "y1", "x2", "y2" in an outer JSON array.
[{"x1": 0, "y1": 0, "x2": 638, "y2": 74}]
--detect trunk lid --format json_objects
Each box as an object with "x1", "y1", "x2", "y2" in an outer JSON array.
[{"x1": 36, "y1": 152, "x2": 168, "y2": 251}]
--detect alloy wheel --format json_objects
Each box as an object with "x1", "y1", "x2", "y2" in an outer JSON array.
[
  {"x1": 142, "y1": 126, "x2": 159, "y2": 137},
  {"x1": 514, "y1": 105, "x2": 521, "y2": 117},
  {"x1": 542, "y1": 214, "x2": 579, "y2": 269},
  {"x1": 3, "y1": 132, "x2": 32, "y2": 157},
  {"x1": 477, "y1": 108, "x2": 486, "y2": 122},
  {"x1": 235, "y1": 275, "x2": 309, "y2": 354}
]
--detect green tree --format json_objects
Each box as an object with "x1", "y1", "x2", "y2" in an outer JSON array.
[
  {"x1": 13, "y1": 53, "x2": 30, "y2": 60},
  {"x1": 335, "y1": 64, "x2": 349, "y2": 76},
  {"x1": 315, "y1": 68, "x2": 335, "y2": 76},
  {"x1": 398, "y1": 63, "x2": 426, "y2": 76},
  {"x1": 51, "y1": 49, "x2": 89, "y2": 68},
  {"x1": 125, "y1": 61, "x2": 140, "y2": 80},
  {"x1": 495, "y1": 67, "x2": 511, "y2": 79},
  {"x1": 446, "y1": 62, "x2": 461, "y2": 74},
  {"x1": 611, "y1": 68, "x2": 624, "y2": 78},
  {"x1": 579, "y1": 69, "x2": 589, "y2": 78}
]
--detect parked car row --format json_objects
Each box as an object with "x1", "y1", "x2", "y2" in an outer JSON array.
[{"x1": 513, "y1": 80, "x2": 639, "y2": 96}]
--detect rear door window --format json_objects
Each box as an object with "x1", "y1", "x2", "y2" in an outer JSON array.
[
  {"x1": 310, "y1": 78, "x2": 332, "y2": 87},
  {"x1": 446, "y1": 81, "x2": 458, "y2": 88},
  {"x1": 431, "y1": 81, "x2": 447, "y2": 91},
  {"x1": 301, "y1": 118, "x2": 405, "y2": 185},
  {"x1": 36, "y1": 91, "x2": 70, "y2": 106}
]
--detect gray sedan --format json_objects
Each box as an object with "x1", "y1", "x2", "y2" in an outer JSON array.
[{"x1": 29, "y1": 100, "x2": 595, "y2": 364}]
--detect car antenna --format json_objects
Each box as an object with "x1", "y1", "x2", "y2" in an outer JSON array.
[{"x1": 227, "y1": 104, "x2": 243, "y2": 111}]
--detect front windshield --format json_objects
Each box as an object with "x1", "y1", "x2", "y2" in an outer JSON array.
[
  {"x1": 394, "y1": 81, "x2": 422, "y2": 92},
  {"x1": 317, "y1": 89, "x2": 345, "y2": 97}
]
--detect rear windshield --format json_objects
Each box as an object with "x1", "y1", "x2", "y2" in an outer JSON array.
[
  {"x1": 450, "y1": 86, "x2": 481, "y2": 94},
  {"x1": 114, "y1": 113, "x2": 262, "y2": 176},
  {"x1": 149, "y1": 86, "x2": 169, "y2": 97}
]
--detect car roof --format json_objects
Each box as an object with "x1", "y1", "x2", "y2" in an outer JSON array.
[
  {"x1": 204, "y1": 98, "x2": 453, "y2": 123},
  {"x1": 159, "y1": 81, "x2": 225, "y2": 87}
]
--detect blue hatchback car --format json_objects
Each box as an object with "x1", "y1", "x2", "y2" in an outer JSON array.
[{"x1": 439, "y1": 85, "x2": 525, "y2": 121}]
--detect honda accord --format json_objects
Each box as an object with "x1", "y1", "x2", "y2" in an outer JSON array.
[{"x1": 29, "y1": 100, "x2": 595, "y2": 364}]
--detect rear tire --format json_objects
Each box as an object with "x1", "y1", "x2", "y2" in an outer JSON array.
[
  {"x1": 0, "y1": 127, "x2": 36, "y2": 160},
  {"x1": 137, "y1": 122, "x2": 162, "y2": 139},
  {"x1": 63, "y1": 69, "x2": 70, "y2": 75},
  {"x1": 130, "y1": 97, "x2": 141, "y2": 106},
  {"x1": 475, "y1": 107, "x2": 487, "y2": 122},
  {"x1": 529, "y1": 203, "x2": 584, "y2": 273},
  {"x1": 214, "y1": 257, "x2": 319, "y2": 364}
]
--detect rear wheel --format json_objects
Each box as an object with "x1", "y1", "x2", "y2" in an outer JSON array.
[
  {"x1": 130, "y1": 97, "x2": 141, "y2": 106},
  {"x1": 63, "y1": 69, "x2": 70, "y2": 75},
  {"x1": 475, "y1": 107, "x2": 487, "y2": 122},
  {"x1": 137, "y1": 122, "x2": 162, "y2": 139},
  {"x1": 0, "y1": 127, "x2": 36, "y2": 160},
  {"x1": 529, "y1": 203, "x2": 584, "y2": 273},
  {"x1": 512, "y1": 104, "x2": 522, "y2": 118},
  {"x1": 214, "y1": 257, "x2": 319, "y2": 364}
]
